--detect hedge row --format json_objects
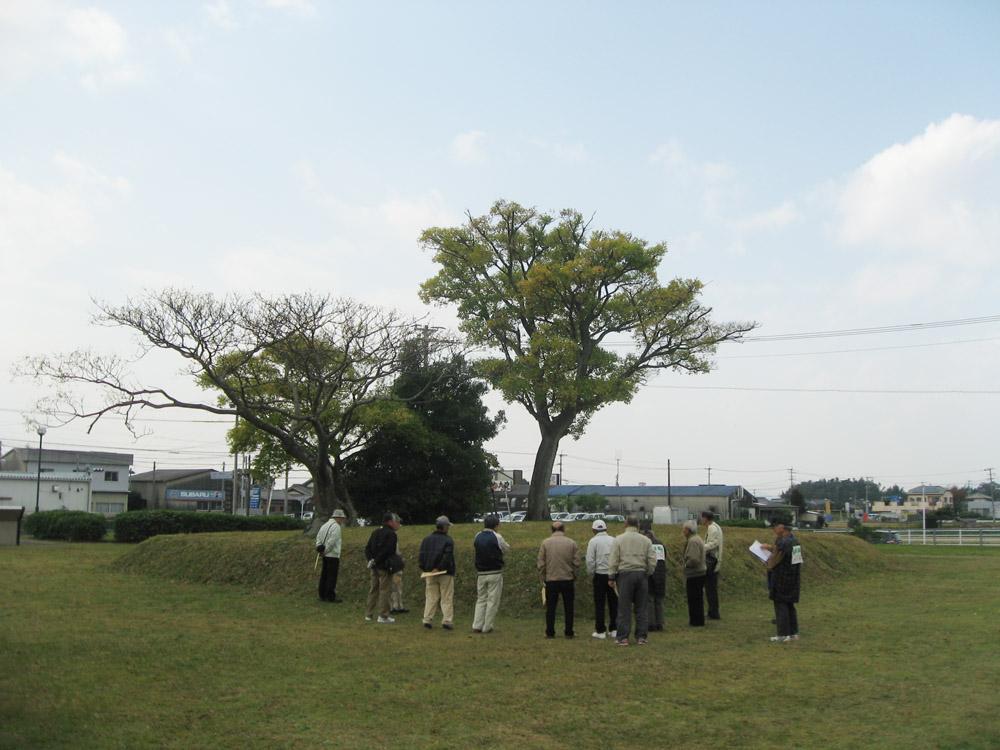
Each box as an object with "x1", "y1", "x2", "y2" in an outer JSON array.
[
  {"x1": 113, "y1": 510, "x2": 305, "y2": 543},
  {"x1": 25, "y1": 510, "x2": 108, "y2": 542}
]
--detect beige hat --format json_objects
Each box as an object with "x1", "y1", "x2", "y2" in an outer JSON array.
[{"x1": 331, "y1": 509, "x2": 347, "y2": 518}]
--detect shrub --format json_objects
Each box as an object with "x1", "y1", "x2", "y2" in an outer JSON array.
[
  {"x1": 113, "y1": 510, "x2": 305, "y2": 543},
  {"x1": 719, "y1": 518, "x2": 768, "y2": 528},
  {"x1": 24, "y1": 510, "x2": 108, "y2": 542}
]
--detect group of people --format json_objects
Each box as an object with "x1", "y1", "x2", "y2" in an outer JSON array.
[{"x1": 314, "y1": 508, "x2": 802, "y2": 643}]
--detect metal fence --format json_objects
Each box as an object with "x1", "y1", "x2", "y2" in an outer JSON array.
[{"x1": 899, "y1": 529, "x2": 1000, "y2": 546}]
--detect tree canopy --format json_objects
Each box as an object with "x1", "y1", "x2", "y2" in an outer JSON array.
[
  {"x1": 342, "y1": 350, "x2": 503, "y2": 523},
  {"x1": 23, "y1": 290, "x2": 437, "y2": 522},
  {"x1": 420, "y1": 200, "x2": 754, "y2": 519}
]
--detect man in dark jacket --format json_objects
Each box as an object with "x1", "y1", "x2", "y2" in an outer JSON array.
[
  {"x1": 764, "y1": 522, "x2": 801, "y2": 642},
  {"x1": 472, "y1": 515, "x2": 510, "y2": 633},
  {"x1": 364, "y1": 512, "x2": 401, "y2": 624},
  {"x1": 418, "y1": 516, "x2": 456, "y2": 630},
  {"x1": 640, "y1": 520, "x2": 668, "y2": 632}
]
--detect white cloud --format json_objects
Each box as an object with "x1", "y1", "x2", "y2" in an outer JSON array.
[
  {"x1": 204, "y1": 0, "x2": 237, "y2": 29},
  {"x1": 737, "y1": 201, "x2": 800, "y2": 233},
  {"x1": 838, "y1": 114, "x2": 1000, "y2": 264},
  {"x1": 262, "y1": 0, "x2": 316, "y2": 14},
  {"x1": 649, "y1": 138, "x2": 738, "y2": 219},
  {"x1": 450, "y1": 130, "x2": 488, "y2": 165},
  {"x1": 0, "y1": 1, "x2": 136, "y2": 88},
  {"x1": 0, "y1": 154, "x2": 130, "y2": 272}
]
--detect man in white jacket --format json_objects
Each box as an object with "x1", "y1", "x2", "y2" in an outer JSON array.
[
  {"x1": 316, "y1": 509, "x2": 346, "y2": 602},
  {"x1": 586, "y1": 519, "x2": 618, "y2": 639}
]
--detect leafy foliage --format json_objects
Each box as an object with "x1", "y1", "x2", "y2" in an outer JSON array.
[
  {"x1": 420, "y1": 200, "x2": 754, "y2": 517},
  {"x1": 114, "y1": 510, "x2": 304, "y2": 543},
  {"x1": 785, "y1": 477, "x2": 884, "y2": 507},
  {"x1": 342, "y1": 352, "x2": 502, "y2": 524},
  {"x1": 25, "y1": 510, "x2": 107, "y2": 542}
]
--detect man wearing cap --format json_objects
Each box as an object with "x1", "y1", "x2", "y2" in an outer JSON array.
[
  {"x1": 608, "y1": 516, "x2": 657, "y2": 646},
  {"x1": 364, "y1": 512, "x2": 401, "y2": 624},
  {"x1": 473, "y1": 515, "x2": 510, "y2": 634},
  {"x1": 682, "y1": 519, "x2": 707, "y2": 627},
  {"x1": 586, "y1": 518, "x2": 618, "y2": 640},
  {"x1": 418, "y1": 516, "x2": 456, "y2": 630},
  {"x1": 701, "y1": 511, "x2": 724, "y2": 620},
  {"x1": 315, "y1": 509, "x2": 347, "y2": 602},
  {"x1": 537, "y1": 521, "x2": 581, "y2": 638}
]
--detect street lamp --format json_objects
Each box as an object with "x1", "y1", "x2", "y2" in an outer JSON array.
[{"x1": 34, "y1": 424, "x2": 47, "y2": 514}]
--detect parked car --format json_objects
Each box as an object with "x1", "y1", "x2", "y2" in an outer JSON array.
[
  {"x1": 604, "y1": 514, "x2": 625, "y2": 523},
  {"x1": 873, "y1": 529, "x2": 901, "y2": 544},
  {"x1": 509, "y1": 511, "x2": 527, "y2": 522},
  {"x1": 301, "y1": 511, "x2": 314, "y2": 522},
  {"x1": 551, "y1": 512, "x2": 570, "y2": 521}
]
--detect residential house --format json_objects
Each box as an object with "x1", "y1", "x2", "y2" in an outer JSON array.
[
  {"x1": 965, "y1": 492, "x2": 997, "y2": 519},
  {"x1": 872, "y1": 485, "x2": 953, "y2": 515},
  {"x1": 0, "y1": 471, "x2": 93, "y2": 514},
  {"x1": 0, "y1": 448, "x2": 133, "y2": 515}
]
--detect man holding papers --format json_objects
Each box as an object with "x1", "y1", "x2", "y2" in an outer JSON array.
[{"x1": 761, "y1": 522, "x2": 802, "y2": 642}]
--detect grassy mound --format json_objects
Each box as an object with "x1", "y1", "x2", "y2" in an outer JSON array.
[{"x1": 112, "y1": 522, "x2": 882, "y2": 617}]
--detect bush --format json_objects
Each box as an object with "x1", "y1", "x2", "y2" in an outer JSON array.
[
  {"x1": 719, "y1": 518, "x2": 768, "y2": 528},
  {"x1": 113, "y1": 510, "x2": 305, "y2": 543},
  {"x1": 24, "y1": 510, "x2": 108, "y2": 542}
]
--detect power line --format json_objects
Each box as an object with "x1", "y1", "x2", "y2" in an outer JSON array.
[
  {"x1": 717, "y1": 335, "x2": 1000, "y2": 360},
  {"x1": 647, "y1": 385, "x2": 1000, "y2": 395}
]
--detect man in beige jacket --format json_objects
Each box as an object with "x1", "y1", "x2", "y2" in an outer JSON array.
[
  {"x1": 537, "y1": 521, "x2": 581, "y2": 638},
  {"x1": 701, "y1": 511, "x2": 724, "y2": 620},
  {"x1": 608, "y1": 516, "x2": 657, "y2": 646},
  {"x1": 682, "y1": 520, "x2": 707, "y2": 627}
]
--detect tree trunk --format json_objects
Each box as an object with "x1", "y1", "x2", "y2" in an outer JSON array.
[
  {"x1": 526, "y1": 428, "x2": 562, "y2": 520},
  {"x1": 331, "y1": 456, "x2": 359, "y2": 524}
]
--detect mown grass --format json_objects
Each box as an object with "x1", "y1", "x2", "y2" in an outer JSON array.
[
  {"x1": 110, "y1": 522, "x2": 883, "y2": 618},
  {"x1": 1, "y1": 536, "x2": 998, "y2": 749}
]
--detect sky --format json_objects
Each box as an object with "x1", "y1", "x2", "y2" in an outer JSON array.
[{"x1": 2, "y1": 0, "x2": 1000, "y2": 498}]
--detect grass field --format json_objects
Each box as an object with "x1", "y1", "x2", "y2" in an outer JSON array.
[{"x1": 2, "y1": 536, "x2": 999, "y2": 749}]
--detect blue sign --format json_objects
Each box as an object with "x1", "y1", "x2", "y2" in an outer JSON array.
[{"x1": 249, "y1": 487, "x2": 261, "y2": 509}]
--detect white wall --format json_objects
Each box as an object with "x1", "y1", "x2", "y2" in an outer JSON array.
[{"x1": 0, "y1": 474, "x2": 92, "y2": 514}]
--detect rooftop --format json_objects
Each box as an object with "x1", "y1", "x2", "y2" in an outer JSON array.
[{"x1": 548, "y1": 484, "x2": 743, "y2": 498}]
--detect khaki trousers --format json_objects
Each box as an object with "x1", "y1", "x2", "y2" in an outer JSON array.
[
  {"x1": 365, "y1": 569, "x2": 392, "y2": 618},
  {"x1": 422, "y1": 574, "x2": 455, "y2": 625},
  {"x1": 390, "y1": 572, "x2": 405, "y2": 610},
  {"x1": 472, "y1": 572, "x2": 503, "y2": 632}
]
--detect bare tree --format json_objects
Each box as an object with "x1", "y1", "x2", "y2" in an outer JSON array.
[{"x1": 21, "y1": 290, "x2": 441, "y2": 523}]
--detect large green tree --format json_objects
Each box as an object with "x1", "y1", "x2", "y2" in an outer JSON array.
[
  {"x1": 420, "y1": 200, "x2": 754, "y2": 519},
  {"x1": 24, "y1": 291, "x2": 430, "y2": 523},
  {"x1": 342, "y1": 350, "x2": 503, "y2": 523}
]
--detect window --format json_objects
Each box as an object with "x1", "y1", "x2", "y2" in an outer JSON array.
[
  {"x1": 95, "y1": 502, "x2": 124, "y2": 514},
  {"x1": 104, "y1": 471, "x2": 119, "y2": 482}
]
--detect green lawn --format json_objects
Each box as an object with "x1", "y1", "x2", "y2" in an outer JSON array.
[{"x1": 2, "y1": 542, "x2": 998, "y2": 749}]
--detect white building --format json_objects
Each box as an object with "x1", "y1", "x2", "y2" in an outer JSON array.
[
  {"x1": 0, "y1": 448, "x2": 133, "y2": 515},
  {"x1": 0, "y1": 471, "x2": 93, "y2": 514}
]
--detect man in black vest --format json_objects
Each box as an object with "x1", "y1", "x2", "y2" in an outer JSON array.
[{"x1": 472, "y1": 515, "x2": 510, "y2": 633}]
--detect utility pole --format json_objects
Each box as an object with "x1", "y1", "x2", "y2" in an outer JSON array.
[
  {"x1": 152, "y1": 460, "x2": 157, "y2": 510},
  {"x1": 615, "y1": 450, "x2": 621, "y2": 487},
  {"x1": 232, "y1": 415, "x2": 239, "y2": 515},
  {"x1": 706, "y1": 466, "x2": 711, "y2": 485},
  {"x1": 788, "y1": 467, "x2": 795, "y2": 487},
  {"x1": 667, "y1": 458, "x2": 672, "y2": 508},
  {"x1": 987, "y1": 468, "x2": 996, "y2": 520},
  {"x1": 558, "y1": 453, "x2": 564, "y2": 486}
]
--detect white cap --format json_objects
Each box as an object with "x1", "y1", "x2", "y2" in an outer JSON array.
[{"x1": 592, "y1": 519, "x2": 607, "y2": 531}]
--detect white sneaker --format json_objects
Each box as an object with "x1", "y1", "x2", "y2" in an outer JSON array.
[
  {"x1": 610, "y1": 630, "x2": 617, "y2": 639},
  {"x1": 788, "y1": 634, "x2": 800, "y2": 641},
  {"x1": 377, "y1": 616, "x2": 395, "y2": 624},
  {"x1": 769, "y1": 635, "x2": 789, "y2": 642},
  {"x1": 364, "y1": 616, "x2": 373, "y2": 622},
  {"x1": 592, "y1": 631, "x2": 607, "y2": 640}
]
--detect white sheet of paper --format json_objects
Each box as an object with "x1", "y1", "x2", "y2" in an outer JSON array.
[
  {"x1": 652, "y1": 543, "x2": 666, "y2": 562},
  {"x1": 749, "y1": 540, "x2": 771, "y2": 563}
]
